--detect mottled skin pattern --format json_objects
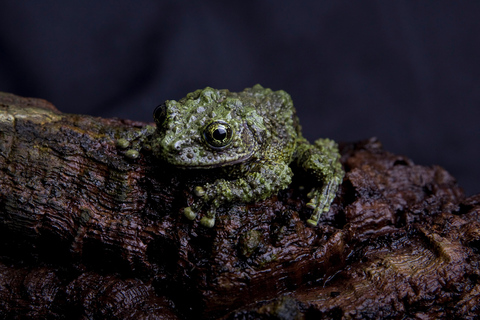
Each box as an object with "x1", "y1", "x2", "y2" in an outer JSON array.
[{"x1": 122, "y1": 85, "x2": 344, "y2": 228}]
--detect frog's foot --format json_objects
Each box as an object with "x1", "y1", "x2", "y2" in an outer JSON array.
[
  {"x1": 305, "y1": 184, "x2": 336, "y2": 227},
  {"x1": 115, "y1": 125, "x2": 156, "y2": 159},
  {"x1": 182, "y1": 185, "x2": 217, "y2": 228},
  {"x1": 182, "y1": 206, "x2": 216, "y2": 228},
  {"x1": 306, "y1": 189, "x2": 322, "y2": 226}
]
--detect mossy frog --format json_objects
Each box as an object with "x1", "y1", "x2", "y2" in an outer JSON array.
[{"x1": 119, "y1": 85, "x2": 344, "y2": 228}]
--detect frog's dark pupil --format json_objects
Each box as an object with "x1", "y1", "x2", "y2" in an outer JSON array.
[
  {"x1": 213, "y1": 127, "x2": 227, "y2": 141},
  {"x1": 204, "y1": 121, "x2": 233, "y2": 149}
]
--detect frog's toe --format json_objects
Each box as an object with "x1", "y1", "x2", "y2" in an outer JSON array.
[
  {"x1": 306, "y1": 218, "x2": 319, "y2": 227},
  {"x1": 306, "y1": 198, "x2": 317, "y2": 209},
  {"x1": 307, "y1": 209, "x2": 324, "y2": 226},
  {"x1": 306, "y1": 188, "x2": 320, "y2": 208},
  {"x1": 115, "y1": 138, "x2": 130, "y2": 149},
  {"x1": 183, "y1": 207, "x2": 197, "y2": 220},
  {"x1": 125, "y1": 149, "x2": 140, "y2": 159},
  {"x1": 194, "y1": 186, "x2": 206, "y2": 197},
  {"x1": 200, "y1": 216, "x2": 215, "y2": 228}
]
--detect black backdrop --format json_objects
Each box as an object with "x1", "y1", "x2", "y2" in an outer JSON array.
[{"x1": 0, "y1": 1, "x2": 478, "y2": 195}]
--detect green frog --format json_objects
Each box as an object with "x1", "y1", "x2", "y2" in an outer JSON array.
[{"x1": 119, "y1": 85, "x2": 344, "y2": 228}]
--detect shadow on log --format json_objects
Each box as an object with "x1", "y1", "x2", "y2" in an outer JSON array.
[{"x1": 0, "y1": 92, "x2": 479, "y2": 319}]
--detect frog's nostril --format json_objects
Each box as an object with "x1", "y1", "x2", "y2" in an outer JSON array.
[{"x1": 173, "y1": 141, "x2": 182, "y2": 150}]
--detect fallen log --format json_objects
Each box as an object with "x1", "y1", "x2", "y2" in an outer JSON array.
[{"x1": 0, "y1": 92, "x2": 479, "y2": 319}]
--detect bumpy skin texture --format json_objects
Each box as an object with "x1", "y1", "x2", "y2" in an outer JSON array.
[{"x1": 134, "y1": 85, "x2": 343, "y2": 227}]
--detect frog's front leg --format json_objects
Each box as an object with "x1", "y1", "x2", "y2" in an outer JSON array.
[
  {"x1": 184, "y1": 160, "x2": 293, "y2": 228},
  {"x1": 116, "y1": 125, "x2": 156, "y2": 159},
  {"x1": 296, "y1": 138, "x2": 344, "y2": 226}
]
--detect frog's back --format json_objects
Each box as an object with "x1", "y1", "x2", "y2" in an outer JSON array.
[{"x1": 244, "y1": 85, "x2": 299, "y2": 163}]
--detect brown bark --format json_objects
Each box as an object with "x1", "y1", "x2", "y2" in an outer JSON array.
[{"x1": 0, "y1": 92, "x2": 479, "y2": 319}]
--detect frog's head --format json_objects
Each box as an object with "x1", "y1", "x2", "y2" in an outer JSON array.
[{"x1": 151, "y1": 84, "x2": 287, "y2": 169}]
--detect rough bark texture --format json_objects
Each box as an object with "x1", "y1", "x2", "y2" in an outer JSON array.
[{"x1": 0, "y1": 92, "x2": 479, "y2": 319}]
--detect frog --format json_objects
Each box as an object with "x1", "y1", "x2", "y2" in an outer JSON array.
[{"x1": 119, "y1": 84, "x2": 344, "y2": 228}]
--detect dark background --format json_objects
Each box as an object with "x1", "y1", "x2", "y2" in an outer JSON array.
[{"x1": 0, "y1": 1, "x2": 478, "y2": 195}]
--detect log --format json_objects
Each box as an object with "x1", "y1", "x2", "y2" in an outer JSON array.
[{"x1": 0, "y1": 92, "x2": 479, "y2": 319}]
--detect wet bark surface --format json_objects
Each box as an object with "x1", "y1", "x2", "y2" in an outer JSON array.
[{"x1": 0, "y1": 92, "x2": 479, "y2": 319}]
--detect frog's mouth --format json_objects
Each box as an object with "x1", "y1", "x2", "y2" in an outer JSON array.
[{"x1": 175, "y1": 150, "x2": 256, "y2": 169}]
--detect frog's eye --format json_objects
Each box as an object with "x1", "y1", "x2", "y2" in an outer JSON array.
[
  {"x1": 203, "y1": 121, "x2": 233, "y2": 149},
  {"x1": 153, "y1": 103, "x2": 167, "y2": 125}
]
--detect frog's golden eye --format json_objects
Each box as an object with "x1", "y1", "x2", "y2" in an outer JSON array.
[
  {"x1": 153, "y1": 103, "x2": 167, "y2": 126},
  {"x1": 203, "y1": 121, "x2": 233, "y2": 149}
]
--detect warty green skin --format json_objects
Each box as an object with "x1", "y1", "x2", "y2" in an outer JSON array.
[{"x1": 122, "y1": 84, "x2": 344, "y2": 228}]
